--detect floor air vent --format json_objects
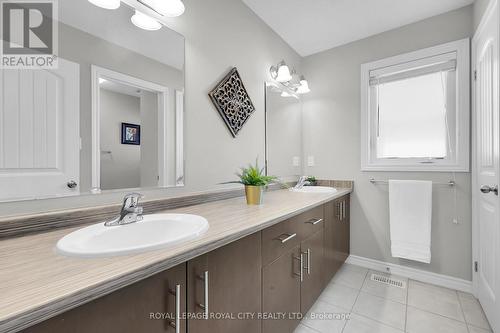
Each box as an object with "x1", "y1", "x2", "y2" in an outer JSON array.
[{"x1": 370, "y1": 273, "x2": 406, "y2": 289}]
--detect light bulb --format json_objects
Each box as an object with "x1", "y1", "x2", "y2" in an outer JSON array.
[
  {"x1": 296, "y1": 77, "x2": 310, "y2": 94},
  {"x1": 88, "y1": 0, "x2": 120, "y2": 10},
  {"x1": 131, "y1": 10, "x2": 162, "y2": 31},
  {"x1": 276, "y1": 64, "x2": 292, "y2": 83}
]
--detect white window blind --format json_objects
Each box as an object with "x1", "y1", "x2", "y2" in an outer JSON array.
[{"x1": 360, "y1": 39, "x2": 470, "y2": 172}]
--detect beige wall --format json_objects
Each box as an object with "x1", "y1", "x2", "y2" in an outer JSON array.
[
  {"x1": 0, "y1": 0, "x2": 300, "y2": 216},
  {"x1": 301, "y1": 6, "x2": 473, "y2": 280}
]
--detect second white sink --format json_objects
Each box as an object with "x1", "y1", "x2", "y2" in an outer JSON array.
[
  {"x1": 292, "y1": 186, "x2": 338, "y2": 194},
  {"x1": 56, "y1": 214, "x2": 209, "y2": 258}
]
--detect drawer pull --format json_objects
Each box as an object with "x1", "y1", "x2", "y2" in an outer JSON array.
[
  {"x1": 305, "y1": 218, "x2": 323, "y2": 225},
  {"x1": 168, "y1": 284, "x2": 181, "y2": 333},
  {"x1": 196, "y1": 271, "x2": 209, "y2": 319},
  {"x1": 275, "y1": 233, "x2": 297, "y2": 244},
  {"x1": 294, "y1": 253, "x2": 304, "y2": 282}
]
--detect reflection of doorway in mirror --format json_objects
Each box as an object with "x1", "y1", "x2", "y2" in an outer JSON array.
[{"x1": 92, "y1": 65, "x2": 176, "y2": 192}]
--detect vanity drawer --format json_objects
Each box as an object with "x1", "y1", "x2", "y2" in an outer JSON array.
[
  {"x1": 262, "y1": 218, "x2": 302, "y2": 266},
  {"x1": 292, "y1": 205, "x2": 324, "y2": 239},
  {"x1": 262, "y1": 205, "x2": 324, "y2": 266}
]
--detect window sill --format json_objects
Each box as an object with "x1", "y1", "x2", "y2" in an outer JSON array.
[{"x1": 361, "y1": 164, "x2": 470, "y2": 172}]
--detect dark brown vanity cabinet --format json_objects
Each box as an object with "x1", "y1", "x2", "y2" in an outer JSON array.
[
  {"x1": 22, "y1": 264, "x2": 187, "y2": 333},
  {"x1": 300, "y1": 229, "x2": 325, "y2": 314},
  {"x1": 21, "y1": 195, "x2": 350, "y2": 333},
  {"x1": 262, "y1": 205, "x2": 326, "y2": 333},
  {"x1": 262, "y1": 245, "x2": 302, "y2": 333},
  {"x1": 323, "y1": 195, "x2": 350, "y2": 285},
  {"x1": 187, "y1": 232, "x2": 262, "y2": 333}
]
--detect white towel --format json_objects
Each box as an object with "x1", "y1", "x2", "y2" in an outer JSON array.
[{"x1": 389, "y1": 180, "x2": 432, "y2": 263}]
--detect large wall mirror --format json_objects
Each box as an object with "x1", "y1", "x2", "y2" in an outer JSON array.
[
  {"x1": 265, "y1": 82, "x2": 303, "y2": 181},
  {"x1": 0, "y1": 0, "x2": 185, "y2": 201}
]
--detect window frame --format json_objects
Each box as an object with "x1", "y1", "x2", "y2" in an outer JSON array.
[{"x1": 360, "y1": 39, "x2": 470, "y2": 172}]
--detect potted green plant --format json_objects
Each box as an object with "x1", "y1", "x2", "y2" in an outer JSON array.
[
  {"x1": 306, "y1": 176, "x2": 318, "y2": 186},
  {"x1": 224, "y1": 160, "x2": 277, "y2": 205}
]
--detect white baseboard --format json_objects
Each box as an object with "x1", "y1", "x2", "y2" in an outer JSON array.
[{"x1": 346, "y1": 255, "x2": 473, "y2": 293}]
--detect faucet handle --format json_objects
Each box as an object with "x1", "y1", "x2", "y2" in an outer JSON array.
[{"x1": 123, "y1": 193, "x2": 144, "y2": 208}]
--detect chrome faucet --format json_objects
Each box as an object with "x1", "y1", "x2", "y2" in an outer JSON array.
[
  {"x1": 293, "y1": 176, "x2": 310, "y2": 190},
  {"x1": 104, "y1": 193, "x2": 144, "y2": 226}
]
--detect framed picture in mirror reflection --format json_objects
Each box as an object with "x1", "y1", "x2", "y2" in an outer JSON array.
[{"x1": 121, "y1": 123, "x2": 141, "y2": 145}]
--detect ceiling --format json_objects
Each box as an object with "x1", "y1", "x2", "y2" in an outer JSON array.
[
  {"x1": 241, "y1": 0, "x2": 474, "y2": 56},
  {"x1": 60, "y1": 0, "x2": 185, "y2": 70}
]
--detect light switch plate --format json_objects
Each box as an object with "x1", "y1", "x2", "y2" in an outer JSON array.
[{"x1": 292, "y1": 156, "x2": 300, "y2": 167}]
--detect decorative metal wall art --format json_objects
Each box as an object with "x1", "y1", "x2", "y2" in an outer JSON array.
[{"x1": 209, "y1": 67, "x2": 256, "y2": 137}]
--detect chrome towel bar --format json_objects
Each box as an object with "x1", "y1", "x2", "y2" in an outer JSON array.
[{"x1": 369, "y1": 178, "x2": 456, "y2": 187}]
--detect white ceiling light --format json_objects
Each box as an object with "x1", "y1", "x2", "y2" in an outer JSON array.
[
  {"x1": 270, "y1": 60, "x2": 292, "y2": 83},
  {"x1": 296, "y1": 76, "x2": 311, "y2": 94},
  {"x1": 88, "y1": 0, "x2": 120, "y2": 10},
  {"x1": 131, "y1": 10, "x2": 162, "y2": 30},
  {"x1": 148, "y1": 0, "x2": 185, "y2": 17}
]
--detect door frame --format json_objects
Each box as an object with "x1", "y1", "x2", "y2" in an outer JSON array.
[
  {"x1": 471, "y1": 0, "x2": 499, "y2": 297},
  {"x1": 90, "y1": 65, "x2": 169, "y2": 193}
]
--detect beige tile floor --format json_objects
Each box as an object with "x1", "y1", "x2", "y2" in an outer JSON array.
[{"x1": 296, "y1": 264, "x2": 492, "y2": 333}]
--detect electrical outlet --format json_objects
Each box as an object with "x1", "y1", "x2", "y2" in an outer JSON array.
[
  {"x1": 452, "y1": 218, "x2": 459, "y2": 224},
  {"x1": 307, "y1": 155, "x2": 315, "y2": 167},
  {"x1": 292, "y1": 156, "x2": 300, "y2": 167}
]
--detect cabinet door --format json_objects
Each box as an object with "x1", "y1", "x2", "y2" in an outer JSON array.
[
  {"x1": 323, "y1": 201, "x2": 338, "y2": 285},
  {"x1": 187, "y1": 232, "x2": 262, "y2": 333},
  {"x1": 300, "y1": 229, "x2": 325, "y2": 314},
  {"x1": 333, "y1": 196, "x2": 350, "y2": 265},
  {"x1": 22, "y1": 264, "x2": 187, "y2": 333},
  {"x1": 262, "y1": 245, "x2": 302, "y2": 333}
]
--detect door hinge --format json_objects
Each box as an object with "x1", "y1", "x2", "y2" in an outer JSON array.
[
  {"x1": 474, "y1": 70, "x2": 477, "y2": 81},
  {"x1": 474, "y1": 261, "x2": 479, "y2": 272}
]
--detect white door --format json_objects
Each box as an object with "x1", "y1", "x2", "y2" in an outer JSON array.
[
  {"x1": 0, "y1": 58, "x2": 80, "y2": 201},
  {"x1": 473, "y1": 1, "x2": 500, "y2": 331}
]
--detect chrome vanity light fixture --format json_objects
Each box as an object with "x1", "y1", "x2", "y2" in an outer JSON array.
[
  {"x1": 88, "y1": 0, "x2": 185, "y2": 31},
  {"x1": 270, "y1": 60, "x2": 293, "y2": 83},
  {"x1": 296, "y1": 75, "x2": 311, "y2": 94},
  {"x1": 270, "y1": 61, "x2": 311, "y2": 94},
  {"x1": 131, "y1": 9, "x2": 162, "y2": 30}
]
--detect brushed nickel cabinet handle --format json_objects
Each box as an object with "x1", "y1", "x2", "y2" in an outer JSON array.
[
  {"x1": 294, "y1": 253, "x2": 304, "y2": 282},
  {"x1": 342, "y1": 201, "x2": 346, "y2": 220},
  {"x1": 168, "y1": 284, "x2": 181, "y2": 333},
  {"x1": 302, "y1": 249, "x2": 311, "y2": 275},
  {"x1": 197, "y1": 271, "x2": 209, "y2": 319},
  {"x1": 305, "y1": 218, "x2": 323, "y2": 225},
  {"x1": 337, "y1": 203, "x2": 341, "y2": 220},
  {"x1": 275, "y1": 233, "x2": 297, "y2": 243}
]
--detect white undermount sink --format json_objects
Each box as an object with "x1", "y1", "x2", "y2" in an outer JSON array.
[
  {"x1": 291, "y1": 186, "x2": 338, "y2": 194},
  {"x1": 56, "y1": 214, "x2": 209, "y2": 258}
]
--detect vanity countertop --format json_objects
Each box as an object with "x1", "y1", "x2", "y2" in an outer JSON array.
[{"x1": 0, "y1": 188, "x2": 351, "y2": 333}]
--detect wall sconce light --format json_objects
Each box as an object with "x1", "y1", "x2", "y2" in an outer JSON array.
[
  {"x1": 131, "y1": 10, "x2": 162, "y2": 30},
  {"x1": 88, "y1": 0, "x2": 185, "y2": 31},
  {"x1": 270, "y1": 61, "x2": 311, "y2": 94},
  {"x1": 270, "y1": 60, "x2": 293, "y2": 83},
  {"x1": 296, "y1": 75, "x2": 311, "y2": 94}
]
